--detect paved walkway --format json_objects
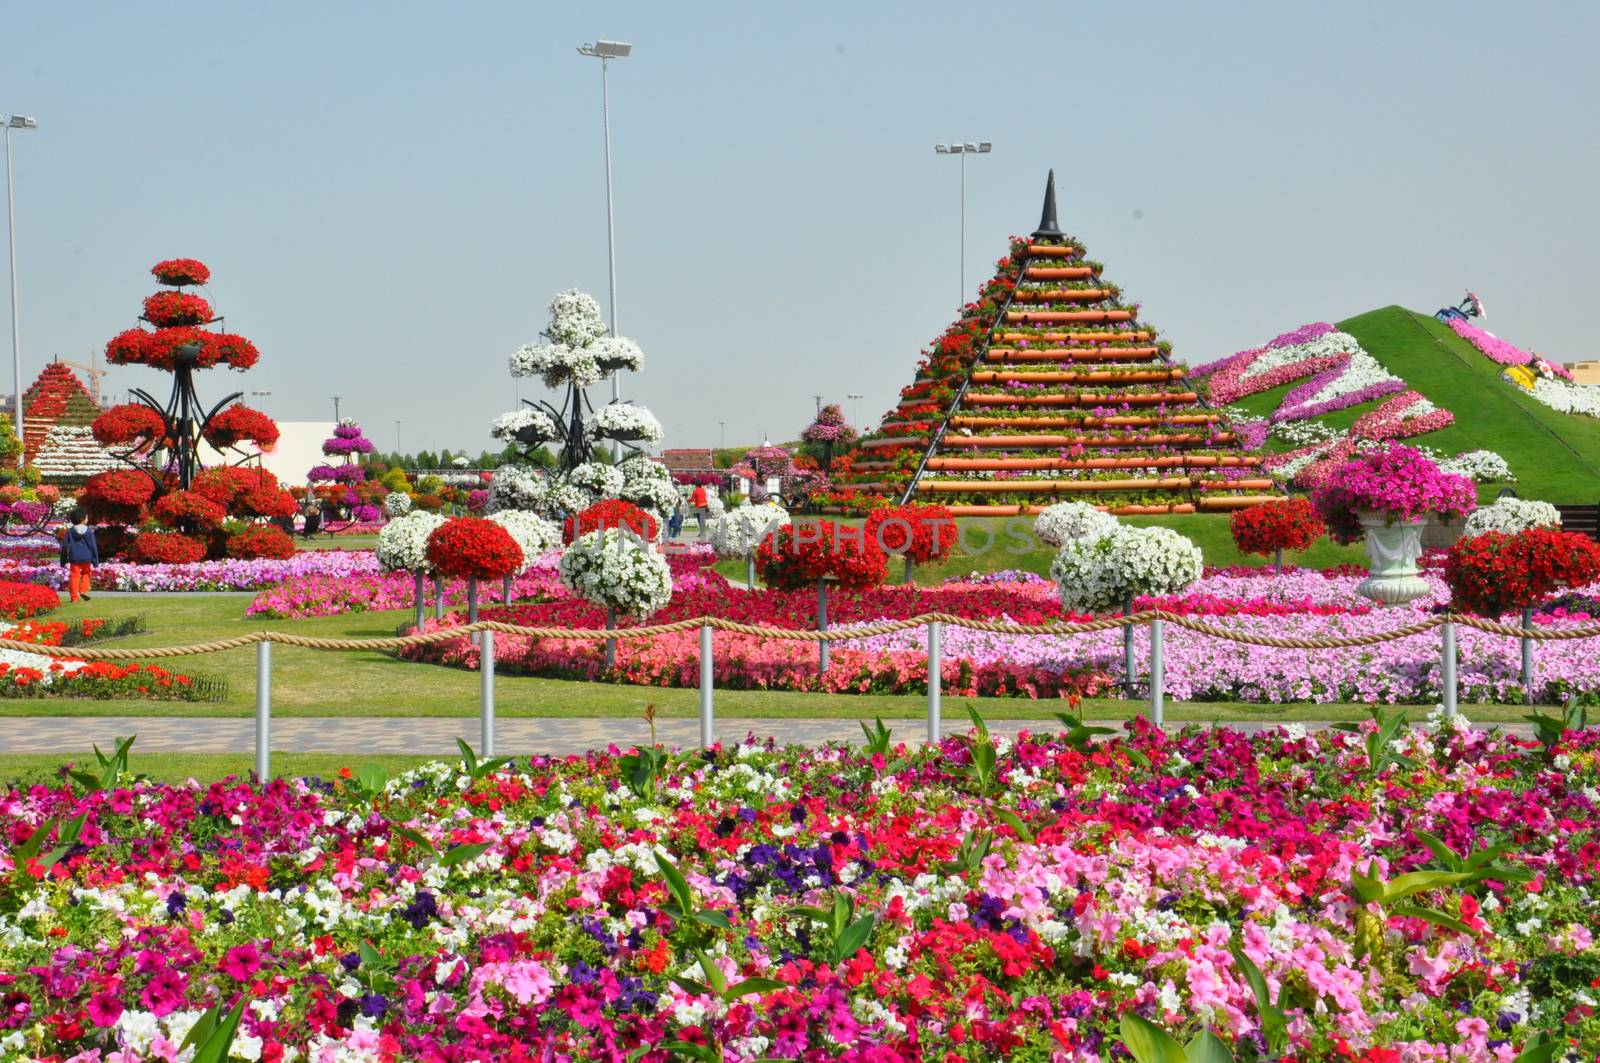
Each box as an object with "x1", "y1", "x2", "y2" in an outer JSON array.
[{"x1": 0, "y1": 717, "x2": 1532, "y2": 756}]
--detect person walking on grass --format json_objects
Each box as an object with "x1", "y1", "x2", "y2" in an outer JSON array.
[
  {"x1": 59, "y1": 507, "x2": 100, "y2": 603},
  {"x1": 690, "y1": 483, "x2": 710, "y2": 539}
]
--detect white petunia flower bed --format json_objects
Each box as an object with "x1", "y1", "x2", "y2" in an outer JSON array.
[
  {"x1": 558, "y1": 528, "x2": 673, "y2": 618},
  {"x1": 1463, "y1": 497, "x2": 1561, "y2": 536},
  {"x1": 1050, "y1": 525, "x2": 1203, "y2": 612},
  {"x1": 711, "y1": 504, "x2": 789, "y2": 560},
  {"x1": 376, "y1": 511, "x2": 446, "y2": 572},
  {"x1": 1034, "y1": 501, "x2": 1118, "y2": 548}
]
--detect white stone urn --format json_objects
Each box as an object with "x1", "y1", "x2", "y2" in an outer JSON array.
[{"x1": 1354, "y1": 509, "x2": 1430, "y2": 606}]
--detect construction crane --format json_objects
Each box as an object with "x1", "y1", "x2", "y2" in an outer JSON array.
[{"x1": 51, "y1": 352, "x2": 109, "y2": 406}]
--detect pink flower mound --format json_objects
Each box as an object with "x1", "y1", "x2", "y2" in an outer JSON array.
[
  {"x1": 1311, "y1": 443, "x2": 1476, "y2": 543},
  {"x1": 1448, "y1": 316, "x2": 1575, "y2": 381},
  {"x1": 1349, "y1": 390, "x2": 1455, "y2": 441}
]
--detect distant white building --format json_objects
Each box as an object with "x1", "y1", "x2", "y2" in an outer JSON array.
[{"x1": 200, "y1": 421, "x2": 333, "y2": 490}]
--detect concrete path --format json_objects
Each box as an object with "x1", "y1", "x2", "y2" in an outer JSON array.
[{"x1": 0, "y1": 716, "x2": 1533, "y2": 757}]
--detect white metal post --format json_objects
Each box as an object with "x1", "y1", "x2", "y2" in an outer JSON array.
[
  {"x1": 958, "y1": 149, "x2": 965, "y2": 303},
  {"x1": 412, "y1": 571, "x2": 425, "y2": 631},
  {"x1": 480, "y1": 630, "x2": 495, "y2": 757},
  {"x1": 817, "y1": 579, "x2": 829, "y2": 673},
  {"x1": 699, "y1": 624, "x2": 714, "y2": 747},
  {"x1": 1520, "y1": 606, "x2": 1534, "y2": 693},
  {"x1": 5, "y1": 125, "x2": 21, "y2": 441},
  {"x1": 602, "y1": 56, "x2": 620, "y2": 403},
  {"x1": 1441, "y1": 621, "x2": 1458, "y2": 715},
  {"x1": 927, "y1": 620, "x2": 942, "y2": 744},
  {"x1": 255, "y1": 640, "x2": 271, "y2": 780},
  {"x1": 1148, "y1": 618, "x2": 1164, "y2": 726}
]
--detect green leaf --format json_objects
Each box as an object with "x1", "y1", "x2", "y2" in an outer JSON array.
[
  {"x1": 178, "y1": 1003, "x2": 221, "y2": 1053},
  {"x1": 37, "y1": 845, "x2": 73, "y2": 872},
  {"x1": 1228, "y1": 946, "x2": 1285, "y2": 1052},
  {"x1": 1411, "y1": 830, "x2": 1462, "y2": 870},
  {"x1": 693, "y1": 948, "x2": 727, "y2": 996},
  {"x1": 1380, "y1": 870, "x2": 1471, "y2": 904},
  {"x1": 1512, "y1": 1031, "x2": 1562, "y2": 1063},
  {"x1": 668, "y1": 975, "x2": 715, "y2": 998},
  {"x1": 831, "y1": 892, "x2": 851, "y2": 937},
  {"x1": 357, "y1": 940, "x2": 385, "y2": 970},
  {"x1": 995, "y1": 809, "x2": 1034, "y2": 842},
  {"x1": 190, "y1": 996, "x2": 248, "y2": 1063},
  {"x1": 474, "y1": 756, "x2": 515, "y2": 780},
  {"x1": 439, "y1": 842, "x2": 491, "y2": 868},
  {"x1": 391, "y1": 825, "x2": 436, "y2": 854},
  {"x1": 964, "y1": 702, "x2": 989, "y2": 743},
  {"x1": 454, "y1": 737, "x2": 478, "y2": 777},
  {"x1": 660, "y1": 1042, "x2": 720, "y2": 1063},
  {"x1": 691, "y1": 910, "x2": 731, "y2": 929},
  {"x1": 834, "y1": 914, "x2": 876, "y2": 964},
  {"x1": 1390, "y1": 903, "x2": 1477, "y2": 936},
  {"x1": 1125, "y1": 747, "x2": 1152, "y2": 769},
  {"x1": 13, "y1": 819, "x2": 54, "y2": 862},
  {"x1": 1118, "y1": 1013, "x2": 1190, "y2": 1063},
  {"x1": 725, "y1": 977, "x2": 786, "y2": 999},
  {"x1": 357, "y1": 764, "x2": 389, "y2": 796},
  {"x1": 655, "y1": 851, "x2": 696, "y2": 916},
  {"x1": 1185, "y1": 1029, "x2": 1237, "y2": 1063},
  {"x1": 1349, "y1": 862, "x2": 1384, "y2": 904}
]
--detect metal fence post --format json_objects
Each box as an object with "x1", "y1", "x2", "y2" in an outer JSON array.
[
  {"x1": 1520, "y1": 606, "x2": 1534, "y2": 694},
  {"x1": 1441, "y1": 619, "x2": 1458, "y2": 715},
  {"x1": 699, "y1": 624, "x2": 714, "y2": 747},
  {"x1": 817, "y1": 579, "x2": 830, "y2": 673},
  {"x1": 255, "y1": 639, "x2": 271, "y2": 780},
  {"x1": 1122, "y1": 595, "x2": 1136, "y2": 699},
  {"x1": 413, "y1": 571, "x2": 425, "y2": 631},
  {"x1": 480, "y1": 629, "x2": 495, "y2": 756},
  {"x1": 1148, "y1": 617, "x2": 1164, "y2": 726},
  {"x1": 434, "y1": 575, "x2": 444, "y2": 622},
  {"x1": 927, "y1": 620, "x2": 942, "y2": 745}
]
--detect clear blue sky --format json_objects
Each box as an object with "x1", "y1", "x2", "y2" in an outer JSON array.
[{"x1": 5, "y1": 0, "x2": 1596, "y2": 455}]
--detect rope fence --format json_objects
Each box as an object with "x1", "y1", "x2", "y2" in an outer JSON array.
[{"x1": 11, "y1": 611, "x2": 1595, "y2": 778}]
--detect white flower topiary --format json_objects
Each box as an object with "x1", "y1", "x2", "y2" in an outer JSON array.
[
  {"x1": 569, "y1": 461, "x2": 625, "y2": 498},
  {"x1": 587, "y1": 403, "x2": 664, "y2": 445},
  {"x1": 491, "y1": 408, "x2": 560, "y2": 446},
  {"x1": 1034, "y1": 501, "x2": 1118, "y2": 548},
  {"x1": 545, "y1": 289, "x2": 608, "y2": 347},
  {"x1": 487, "y1": 465, "x2": 548, "y2": 514},
  {"x1": 558, "y1": 528, "x2": 673, "y2": 618},
  {"x1": 711, "y1": 503, "x2": 790, "y2": 560},
  {"x1": 1050, "y1": 525, "x2": 1202, "y2": 613},
  {"x1": 487, "y1": 510, "x2": 561, "y2": 565},
  {"x1": 1463, "y1": 497, "x2": 1561, "y2": 536},
  {"x1": 376, "y1": 511, "x2": 447, "y2": 573},
  {"x1": 383, "y1": 491, "x2": 413, "y2": 518},
  {"x1": 542, "y1": 480, "x2": 593, "y2": 517},
  {"x1": 591, "y1": 336, "x2": 644, "y2": 374},
  {"x1": 509, "y1": 344, "x2": 603, "y2": 390}
]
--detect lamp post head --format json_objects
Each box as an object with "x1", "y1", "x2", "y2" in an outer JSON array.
[
  {"x1": 6, "y1": 116, "x2": 37, "y2": 130},
  {"x1": 578, "y1": 40, "x2": 633, "y2": 59}
]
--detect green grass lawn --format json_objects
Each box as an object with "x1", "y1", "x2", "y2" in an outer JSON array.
[{"x1": 0, "y1": 752, "x2": 439, "y2": 786}]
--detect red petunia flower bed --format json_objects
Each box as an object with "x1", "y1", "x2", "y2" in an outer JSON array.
[
  {"x1": 563, "y1": 499, "x2": 657, "y2": 545},
  {"x1": 0, "y1": 579, "x2": 61, "y2": 619}
]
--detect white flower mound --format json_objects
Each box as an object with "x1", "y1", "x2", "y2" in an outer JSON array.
[
  {"x1": 1050, "y1": 525, "x2": 1203, "y2": 613},
  {"x1": 1530, "y1": 377, "x2": 1600, "y2": 420},
  {"x1": 1464, "y1": 497, "x2": 1561, "y2": 536},
  {"x1": 509, "y1": 344, "x2": 603, "y2": 390},
  {"x1": 569, "y1": 461, "x2": 625, "y2": 498},
  {"x1": 543, "y1": 480, "x2": 593, "y2": 517},
  {"x1": 559, "y1": 528, "x2": 673, "y2": 618},
  {"x1": 547, "y1": 289, "x2": 608, "y2": 347},
  {"x1": 619, "y1": 457, "x2": 680, "y2": 518},
  {"x1": 1437, "y1": 449, "x2": 1514, "y2": 484},
  {"x1": 491, "y1": 408, "x2": 560, "y2": 446},
  {"x1": 376, "y1": 511, "x2": 447, "y2": 572},
  {"x1": 487, "y1": 466, "x2": 548, "y2": 514},
  {"x1": 591, "y1": 336, "x2": 644, "y2": 374},
  {"x1": 383, "y1": 492, "x2": 413, "y2": 517},
  {"x1": 488, "y1": 510, "x2": 561, "y2": 565},
  {"x1": 1034, "y1": 502, "x2": 1118, "y2": 548},
  {"x1": 587, "y1": 403, "x2": 663, "y2": 445},
  {"x1": 711, "y1": 503, "x2": 789, "y2": 560}
]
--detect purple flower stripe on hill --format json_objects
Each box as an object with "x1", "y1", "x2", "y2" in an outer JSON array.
[{"x1": 1271, "y1": 375, "x2": 1406, "y2": 423}]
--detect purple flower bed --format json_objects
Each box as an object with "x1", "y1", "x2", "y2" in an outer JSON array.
[{"x1": 0, "y1": 550, "x2": 383, "y2": 592}]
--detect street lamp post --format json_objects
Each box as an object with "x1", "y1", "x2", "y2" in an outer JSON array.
[
  {"x1": 578, "y1": 39, "x2": 632, "y2": 403},
  {"x1": 933, "y1": 141, "x2": 991, "y2": 305},
  {"x1": 332, "y1": 395, "x2": 342, "y2": 421},
  {"x1": 718, "y1": 421, "x2": 725, "y2": 451},
  {"x1": 846, "y1": 393, "x2": 863, "y2": 429},
  {"x1": 4, "y1": 115, "x2": 38, "y2": 447}
]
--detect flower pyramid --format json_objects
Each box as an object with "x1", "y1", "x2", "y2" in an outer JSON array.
[
  {"x1": 840, "y1": 173, "x2": 1273, "y2": 515},
  {"x1": 20, "y1": 362, "x2": 119, "y2": 481}
]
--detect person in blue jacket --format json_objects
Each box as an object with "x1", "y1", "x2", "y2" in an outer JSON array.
[{"x1": 59, "y1": 507, "x2": 100, "y2": 602}]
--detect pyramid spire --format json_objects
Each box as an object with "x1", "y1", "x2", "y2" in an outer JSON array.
[{"x1": 1032, "y1": 169, "x2": 1063, "y2": 239}]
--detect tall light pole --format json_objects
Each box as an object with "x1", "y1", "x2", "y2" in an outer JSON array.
[
  {"x1": 5, "y1": 115, "x2": 38, "y2": 447},
  {"x1": 332, "y1": 395, "x2": 343, "y2": 421},
  {"x1": 846, "y1": 393, "x2": 863, "y2": 429},
  {"x1": 578, "y1": 39, "x2": 632, "y2": 402},
  {"x1": 718, "y1": 421, "x2": 725, "y2": 451},
  {"x1": 395, "y1": 420, "x2": 402, "y2": 453},
  {"x1": 934, "y1": 141, "x2": 991, "y2": 305}
]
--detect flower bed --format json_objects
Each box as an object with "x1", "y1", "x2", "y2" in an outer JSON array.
[
  {"x1": 0, "y1": 616, "x2": 219, "y2": 699},
  {"x1": 0, "y1": 718, "x2": 1595, "y2": 1059},
  {"x1": 0, "y1": 550, "x2": 383, "y2": 592}
]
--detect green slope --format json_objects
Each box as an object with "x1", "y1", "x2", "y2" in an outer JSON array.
[{"x1": 1336, "y1": 307, "x2": 1600, "y2": 503}]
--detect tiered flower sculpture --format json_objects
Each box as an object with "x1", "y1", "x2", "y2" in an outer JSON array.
[
  {"x1": 82, "y1": 258, "x2": 297, "y2": 560},
  {"x1": 308, "y1": 419, "x2": 382, "y2": 522},
  {"x1": 487, "y1": 290, "x2": 671, "y2": 523}
]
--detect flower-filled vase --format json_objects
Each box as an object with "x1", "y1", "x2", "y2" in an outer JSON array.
[{"x1": 1354, "y1": 509, "x2": 1429, "y2": 606}]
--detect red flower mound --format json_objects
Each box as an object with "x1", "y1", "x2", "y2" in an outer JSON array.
[
  {"x1": 203, "y1": 404, "x2": 279, "y2": 450},
  {"x1": 192, "y1": 466, "x2": 297, "y2": 519},
  {"x1": 1230, "y1": 498, "x2": 1326, "y2": 557},
  {"x1": 225, "y1": 524, "x2": 295, "y2": 560},
  {"x1": 0, "y1": 580, "x2": 60, "y2": 619},
  {"x1": 128, "y1": 532, "x2": 207, "y2": 565},
  {"x1": 757, "y1": 520, "x2": 887, "y2": 591},
  {"x1": 105, "y1": 326, "x2": 260, "y2": 372},
  {"x1": 864, "y1": 503, "x2": 958, "y2": 564},
  {"x1": 562, "y1": 499, "x2": 657, "y2": 545},
  {"x1": 1444, "y1": 528, "x2": 1600, "y2": 616},
  {"x1": 141, "y1": 291, "x2": 213, "y2": 327},
  {"x1": 80, "y1": 470, "x2": 158, "y2": 525},
  {"x1": 426, "y1": 517, "x2": 523, "y2": 580},
  {"x1": 152, "y1": 490, "x2": 228, "y2": 531},
  {"x1": 150, "y1": 258, "x2": 211, "y2": 286},
  {"x1": 91, "y1": 404, "x2": 168, "y2": 448}
]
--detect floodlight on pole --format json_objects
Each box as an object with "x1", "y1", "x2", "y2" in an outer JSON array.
[
  {"x1": 933, "y1": 140, "x2": 992, "y2": 305},
  {"x1": 578, "y1": 39, "x2": 633, "y2": 402},
  {"x1": 4, "y1": 115, "x2": 38, "y2": 450}
]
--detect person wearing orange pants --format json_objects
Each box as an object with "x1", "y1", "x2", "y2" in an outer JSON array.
[{"x1": 59, "y1": 507, "x2": 100, "y2": 603}]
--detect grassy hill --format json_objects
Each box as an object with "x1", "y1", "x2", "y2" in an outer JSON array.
[{"x1": 1229, "y1": 305, "x2": 1600, "y2": 504}]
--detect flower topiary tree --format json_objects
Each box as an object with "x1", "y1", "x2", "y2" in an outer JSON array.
[
  {"x1": 308, "y1": 419, "x2": 382, "y2": 523},
  {"x1": 756, "y1": 519, "x2": 887, "y2": 673},
  {"x1": 1034, "y1": 501, "x2": 1118, "y2": 549},
  {"x1": 85, "y1": 258, "x2": 296, "y2": 560},
  {"x1": 864, "y1": 502, "x2": 957, "y2": 583},
  {"x1": 426, "y1": 517, "x2": 523, "y2": 624},
  {"x1": 711, "y1": 503, "x2": 790, "y2": 587},
  {"x1": 558, "y1": 527, "x2": 673, "y2": 669},
  {"x1": 1229, "y1": 497, "x2": 1326, "y2": 574},
  {"x1": 378, "y1": 510, "x2": 447, "y2": 629},
  {"x1": 798, "y1": 403, "x2": 857, "y2": 471}
]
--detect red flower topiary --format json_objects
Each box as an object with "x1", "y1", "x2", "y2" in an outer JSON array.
[
  {"x1": 426, "y1": 517, "x2": 523, "y2": 580},
  {"x1": 225, "y1": 524, "x2": 296, "y2": 560},
  {"x1": 151, "y1": 258, "x2": 211, "y2": 286},
  {"x1": 563, "y1": 499, "x2": 658, "y2": 545},
  {"x1": 203, "y1": 403, "x2": 279, "y2": 450},
  {"x1": 191, "y1": 466, "x2": 296, "y2": 519},
  {"x1": 1444, "y1": 528, "x2": 1600, "y2": 617},
  {"x1": 80, "y1": 470, "x2": 158, "y2": 525},
  {"x1": 0, "y1": 579, "x2": 61, "y2": 619},
  {"x1": 142, "y1": 290, "x2": 214, "y2": 327},
  {"x1": 756, "y1": 519, "x2": 887, "y2": 591},
  {"x1": 128, "y1": 532, "x2": 207, "y2": 565},
  {"x1": 1230, "y1": 498, "x2": 1326, "y2": 560},
  {"x1": 91, "y1": 404, "x2": 169, "y2": 448},
  {"x1": 105, "y1": 326, "x2": 260, "y2": 372},
  {"x1": 864, "y1": 503, "x2": 958, "y2": 564},
  {"x1": 153, "y1": 490, "x2": 228, "y2": 531}
]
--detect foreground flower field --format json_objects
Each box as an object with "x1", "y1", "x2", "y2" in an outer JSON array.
[{"x1": 2, "y1": 715, "x2": 1597, "y2": 1060}]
